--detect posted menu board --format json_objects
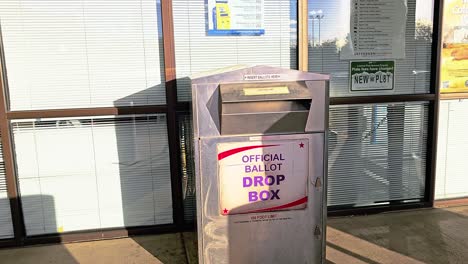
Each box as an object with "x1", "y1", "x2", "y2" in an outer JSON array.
[
  {"x1": 440, "y1": 0, "x2": 468, "y2": 93},
  {"x1": 341, "y1": 0, "x2": 407, "y2": 59},
  {"x1": 207, "y1": 0, "x2": 264, "y2": 36}
]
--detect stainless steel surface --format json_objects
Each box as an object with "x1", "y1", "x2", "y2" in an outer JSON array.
[
  {"x1": 191, "y1": 65, "x2": 329, "y2": 138},
  {"x1": 219, "y1": 81, "x2": 312, "y2": 103},
  {"x1": 200, "y1": 134, "x2": 324, "y2": 263},
  {"x1": 191, "y1": 66, "x2": 329, "y2": 264},
  {"x1": 221, "y1": 110, "x2": 310, "y2": 135},
  {"x1": 219, "y1": 81, "x2": 312, "y2": 135}
]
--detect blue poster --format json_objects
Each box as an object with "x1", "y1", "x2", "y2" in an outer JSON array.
[{"x1": 207, "y1": 0, "x2": 265, "y2": 36}]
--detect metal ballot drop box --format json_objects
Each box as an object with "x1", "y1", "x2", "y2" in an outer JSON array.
[{"x1": 191, "y1": 66, "x2": 329, "y2": 264}]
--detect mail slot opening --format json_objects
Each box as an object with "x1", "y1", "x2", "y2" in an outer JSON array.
[{"x1": 219, "y1": 81, "x2": 312, "y2": 135}]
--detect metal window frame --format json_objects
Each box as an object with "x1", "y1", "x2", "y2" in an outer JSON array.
[{"x1": 0, "y1": 0, "x2": 443, "y2": 247}]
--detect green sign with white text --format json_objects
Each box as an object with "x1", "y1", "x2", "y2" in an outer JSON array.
[{"x1": 350, "y1": 61, "x2": 395, "y2": 92}]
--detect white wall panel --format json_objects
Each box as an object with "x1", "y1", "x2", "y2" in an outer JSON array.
[
  {"x1": 435, "y1": 101, "x2": 450, "y2": 199},
  {"x1": 436, "y1": 100, "x2": 468, "y2": 199}
]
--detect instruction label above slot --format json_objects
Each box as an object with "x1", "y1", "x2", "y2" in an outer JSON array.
[{"x1": 243, "y1": 86, "x2": 290, "y2": 96}]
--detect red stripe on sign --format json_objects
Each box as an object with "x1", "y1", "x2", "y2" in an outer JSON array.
[
  {"x1": 245, "y1": 196, "x2": 308, "y2": 214},
  {"x1": 217, "y1": 145, "x2": 278, "y2": 160}
]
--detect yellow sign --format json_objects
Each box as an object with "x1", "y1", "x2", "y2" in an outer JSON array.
[
  {"x1": 215, "y1": 2, "x2": 231, "y2": 30},
  {"x1": 243, "y1": 86, "x2": 290, "y2": 96},
  {"x1": 440, "y1": 0, "x2": 468, "y2": 93}
]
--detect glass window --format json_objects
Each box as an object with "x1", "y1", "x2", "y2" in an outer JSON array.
[
  {"x1": 0, "y1": 134, "x2": 14, "y2": 239},
  {"x1": 439, "y1": 0, "x2": 468, "y2": 93},
  {"x1": 0, "y1": 0, "x2": 166, "y2": 110},
  {"x1": 12, "y1": 114, "x2": 172, "y2": 235},
  {"x1": 328, "y1": 102, "x2": 428, "y2": 207},
  {"x1": 308, "y1": 0, "x2": 434, "y2": 97},
  {"x1": 173, "y1": 0, "x2": 298, "y2": 101},
  {"x1": 179, "y1": 114, "x2": 196, "y2": 223}
]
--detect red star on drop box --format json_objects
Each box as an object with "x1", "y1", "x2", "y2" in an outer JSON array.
[
  {"x1": 223, "y1": 208, "x2": 229, "y2": 214},
  {"x1": 299, "y1": 142, "x2": 304, "y2": 148}
]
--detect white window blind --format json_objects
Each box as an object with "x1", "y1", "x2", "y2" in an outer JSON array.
[
  {"x1": 173, "y1": 0, "x2": 297, "y2": 101},
  {"x1": 0, "y1": 132, "x2": 14, "y2": 239},
  {"x1": 328, "y1": 102, "x2": 428, "y2": 207},
  {"x1": 0, "y1": 0, "x2": 165, "y2": 111},
  {"x1": 179, "y1": 114, "x2": 196, "y2": 223},
  {"x1": 12, "y1": 115, "x2": 172, "y2": 235},
  {"x1": 308, "y1": 0, "x2": 433, "y2": 97}
]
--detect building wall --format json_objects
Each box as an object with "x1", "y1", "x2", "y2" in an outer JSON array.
[{"x1": 0, "y1": 0, "x2": 439, "y2": 242}]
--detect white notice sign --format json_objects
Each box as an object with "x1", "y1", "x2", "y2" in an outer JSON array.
[
  {"x1": 218, "y1": 140, "x2": 308, "y2": 215},
  {"x1": 243, "y1": 74, "x2": 284, "y2": 81},
  {"x1": 341, "y1": 0, "x2": 407, "y2": 59}
]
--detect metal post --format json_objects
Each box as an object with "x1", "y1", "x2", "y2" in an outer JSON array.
[
  {"x1": 161, "y1": 0, "x2": 185, "y2": 227},
  {"x1": 0, "y1": 31, "x2": 25, "y2": 245}
]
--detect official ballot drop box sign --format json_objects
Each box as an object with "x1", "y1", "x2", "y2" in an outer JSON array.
[
  {"x1": 218, "y1": 141, "x2": 308, "y2": 215},
  {"x1": 191, "y1": 66, "x2": 329, "y2": 264}
]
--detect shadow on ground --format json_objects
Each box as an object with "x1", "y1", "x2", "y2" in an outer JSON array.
[
  {"x1": 327, "y1": 206, "x2": 468, "y2": 264},
  {"x1": 136, "y1": 206, "x2": 468, "y2": 264},
  {"x1": 1, "y1": 206, "x2": 468, "y2": 263},
  {"x1": 0, "y1": 196, "x2": 79, "y2": 264},
  {"x1": 132, "y1": 232, "x2": 198, "y2": 264}
]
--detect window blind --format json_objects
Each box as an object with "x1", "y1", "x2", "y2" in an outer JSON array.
[
  {"x1": 178, "y1": 102, "x2": 429, "y2": 216},
  {"x1": 179, "y1": 114, "x2": 196, "y2": 223},
  {"x1": 436, "y1": 100, "x2": 468, "y2": 200},
  {"x1": 328, "y1": 102, "x2": 428, "y2": 207},
  {"x1": 308, "y1": 0, "x2": 433, "y2": 97},
  {"x1": 173, "y1": 0, "x2": 297, "y2": 101},
  {"x1": 0, "y1": 0, "x2": 165, "y2": 110},
  {"x1": 0, "y1": 131, "x2": 14, "y2": 239},
  {"x1": 12, "y1": 114, "x2": 172, "y2": 235}
]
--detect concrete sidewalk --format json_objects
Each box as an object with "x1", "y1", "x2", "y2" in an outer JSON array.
[{"x1": 0, "y1": 205, "x2": 467, "y2": 264}]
